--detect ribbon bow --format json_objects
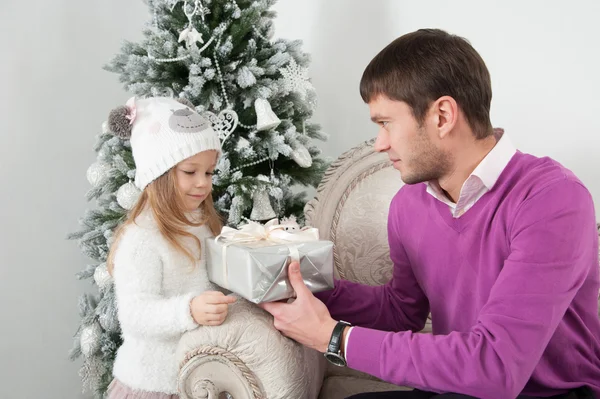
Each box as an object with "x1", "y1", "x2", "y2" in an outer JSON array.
[
  {"x1": 125, "y1": 96, "x2": 137, "y2": 125},
  {"x1": 217, "y1": 218, "x2": 319, "y2": 245},
  {"x1": 215, "y1": 219, "x2": 320, "y2": 283}
]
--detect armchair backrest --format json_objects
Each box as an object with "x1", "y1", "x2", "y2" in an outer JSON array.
[{"x1": 305, "y1": 139, "x2": 402, "y2": 286}]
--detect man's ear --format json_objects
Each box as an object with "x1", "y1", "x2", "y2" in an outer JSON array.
[{"x1": 431, "y1": 96, "x2": 458, "y2": 139}]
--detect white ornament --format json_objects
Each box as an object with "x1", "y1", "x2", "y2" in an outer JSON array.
[
  {"x1": 279, "y1": 58, "x2": 313, "y2": 99},
  {"x1": 250, "y1": 189, "x2": 276, "y2": 221},
  {"x1": 93, "y1": 263, "x2": 112, "y2": 290},
  {"x1": 99, "y1": 310, "x2": 119, "y2": 333},
  {"x1": 177, "y1": 0, "x2": 208, "y2": 49},
  {"x1": 86, "y1": 162, "x2": 111, "y2": 187},
  {"x1": 178, "y1": 25, "x2": 204, "y2": 48},
  {"x1": 116, "y1": 181, "x2": 141, "y2": 210},
  {"x1": 280, "y1": 215, "x2": 300, "y2": 231},
  {"x1": 80, "y1": 323, "x2": 102, "y2": 357},
  {"x1": 236, "y1": 137, "x2": 250, "y2": 150},
  {"x1": 291, "y1": 144, "x2": 312, "y2": 168},
  {"x1": 254, "y1": 98, "x2": 281, "y2": 131},
  {"x1": 101, "y1": 121, "x2": 109, "y2": 134},
  {"x1": 202, "y1": 109, "x2": 239, "y2": 144}
]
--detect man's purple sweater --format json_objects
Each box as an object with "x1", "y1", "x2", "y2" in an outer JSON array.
[{"x1": 318, "y1": 152, "x2": 600, "y2": 399}]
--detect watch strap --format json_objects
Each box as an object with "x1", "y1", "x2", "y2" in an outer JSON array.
[{"x1": 327, "y1": 321, "x2": 350, "y2": 354}]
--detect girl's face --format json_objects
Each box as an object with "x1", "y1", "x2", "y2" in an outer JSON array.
[{"x1": 174, "y1": 150, "x2": 218, "y2": 212}]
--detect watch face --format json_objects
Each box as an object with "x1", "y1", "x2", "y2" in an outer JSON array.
[{"x1": 324, "y1": 352, "x2": 347, "y2": 367}]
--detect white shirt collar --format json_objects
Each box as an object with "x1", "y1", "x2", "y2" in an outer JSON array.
[
  {"x1": 470, "y1": 132, "x2": 516, "y2": 190},
  {"x1": 425, "y1": 132, "x2": 516, "y2": 215}
]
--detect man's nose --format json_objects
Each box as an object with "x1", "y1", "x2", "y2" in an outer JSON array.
[{"x1": 373, "y1": 129, "x2": 390, "y2": 153}]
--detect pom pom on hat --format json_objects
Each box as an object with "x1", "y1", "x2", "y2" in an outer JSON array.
[
  {"x1": 108, "y1": 106, "x2": 132, "y2": 139},
  {"x1": 108, "y1": 97, "x2": 137, "y2": 139}
]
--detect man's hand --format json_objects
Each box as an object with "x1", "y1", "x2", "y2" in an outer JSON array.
[{"x1": 260, "y1": 261, "x2": 337, "y2": 353}]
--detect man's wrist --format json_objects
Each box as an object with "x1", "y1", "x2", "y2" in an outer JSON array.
[
  {"x1": 323, "y1": 321, "x2": 352, "y2": 368},
  {"x1": 321, "y1": 318, "x2": 338, "y2": 353},
  {"x1": 341, "y1": 326, "x2": 351, "y2": 357}
]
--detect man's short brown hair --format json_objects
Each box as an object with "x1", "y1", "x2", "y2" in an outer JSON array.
[{"x1": 360, "y1": 29, "x2": 493, "y2": 139}]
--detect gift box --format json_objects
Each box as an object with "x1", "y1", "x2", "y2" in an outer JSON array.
[{"x1": 205, "y1": 219, "x2": 334, "y2": 304}]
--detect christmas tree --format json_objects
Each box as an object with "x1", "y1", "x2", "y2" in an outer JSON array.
[{"x1": 69, "y1": 0, "x2": 328, "y2": 396}]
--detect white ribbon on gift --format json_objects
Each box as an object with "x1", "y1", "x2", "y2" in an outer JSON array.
[{"x1": 215, "y1": 218, "x2": 319, "y2": 283}]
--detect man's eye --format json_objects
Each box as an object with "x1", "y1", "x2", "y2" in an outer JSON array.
[{"x1": 380, "y1": 121, "x2": 389, "y2": 127}]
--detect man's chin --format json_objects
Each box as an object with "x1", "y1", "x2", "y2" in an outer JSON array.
[{"x1": 399, "y1": 172, "x2": 427, "y2": 185}]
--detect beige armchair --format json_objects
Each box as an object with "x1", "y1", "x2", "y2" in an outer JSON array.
[{"x1": 175, "y1": 139, "x2": 600, "y2": 399}]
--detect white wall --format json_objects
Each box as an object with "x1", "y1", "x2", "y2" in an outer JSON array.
[
  {"x1": 0, "y1": 1, "x2": 597, "y2": 398},
  {"x1": 0, "y1": 1, "x2": 148, "y2": 398},
  {"x1": 272, "y1": 0, "x2": 600, "y2": 217}
]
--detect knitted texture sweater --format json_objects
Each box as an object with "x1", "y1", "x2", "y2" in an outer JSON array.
[{"x1": 112, "y1": 209, "x2": 217, "y2": 394}]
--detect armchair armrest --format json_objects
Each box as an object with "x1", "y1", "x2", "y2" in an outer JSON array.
[{"x1": 176, "y1": 298, "x2": 325, "y2": 399}]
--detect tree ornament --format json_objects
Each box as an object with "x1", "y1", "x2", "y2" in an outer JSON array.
[
  {"x1": 255, "y1": 98, "x2": 281, "y2": 131},
  {"x1": 98, "y1": 310, "x2": 119, "y2": 333},
  {"x1": 116, "y1": 181, "x2": 141, "y2": 210},
  {"x1": 178, "y1": 0, "x2": 204, "y2": 49},
  {"x1": 86, "y1": 162, "x2": 111, "y2": 187},
  {"x1": 203, "y1": 109, "x2": 239, "y2": 144},
  {"x1": 250, "y1": 189, "x2": 276, "y2": 221},
  {"x1": 93, "y1": 263, "x2": 112, "y2": 290},
  {"x1": 280, "y1": 215, "x2": 300, "y2": 231},
  {"x1": 279, "y1": 58, "x2": 313, "y2": 99},
  {"x1": 290, "y1": 143, "x2": 312, "y2": 168},
  {"x1": 80, "y1": 322, "x2": 102, "y2": 357},
  {"x1": 178, "y1": 26, "x2": 204, "y2": 48}
]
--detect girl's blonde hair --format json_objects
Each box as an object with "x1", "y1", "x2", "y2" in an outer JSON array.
[{"x1": 107, "y1": 167, "x2": 222, "y2": 274}]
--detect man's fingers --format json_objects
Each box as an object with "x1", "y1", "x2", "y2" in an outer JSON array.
[
  {"x1": 286, "y1": 261, "x2": 311, "y2": 298},
  {"x1": 259, "y1": 301, "x2": 283, "y2": 316}
]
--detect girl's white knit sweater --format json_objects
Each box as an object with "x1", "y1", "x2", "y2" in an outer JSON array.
[{"x1": 111, "y1": 209, "x2": 217, "y2": 394}]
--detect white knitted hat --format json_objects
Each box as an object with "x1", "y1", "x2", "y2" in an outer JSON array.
[{"x1": 108, "y1": 96, "x2": 221, "y2": 190}]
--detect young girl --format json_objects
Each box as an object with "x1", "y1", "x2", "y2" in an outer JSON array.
[{"x1": 105, "y1": 96, "x2": 236, "y2": 398}]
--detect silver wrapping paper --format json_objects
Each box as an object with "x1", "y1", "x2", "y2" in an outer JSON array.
[{"x1": 205, "y1": 238, "x2": 334, "y2": 303}]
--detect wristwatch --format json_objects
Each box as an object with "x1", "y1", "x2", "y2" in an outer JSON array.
[{"x1": 324, "y1": 320, "x2": 351, "y2": 367}]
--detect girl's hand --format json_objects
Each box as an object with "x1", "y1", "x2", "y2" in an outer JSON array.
[{"x1": 190, "y1": 291, "x2": 237, "y2": 326}]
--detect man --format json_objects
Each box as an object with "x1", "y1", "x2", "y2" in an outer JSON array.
[{"x1": 260, "y1": 29, "x2": 600, "y2": 399}]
